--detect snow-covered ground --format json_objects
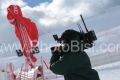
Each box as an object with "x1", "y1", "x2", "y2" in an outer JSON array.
[
  {"x1": 0, "y1": 6, "x2": 120, "y2": 80},
  {"x1": 95, "y1": 61, "x2": 120, "y2": 80}
]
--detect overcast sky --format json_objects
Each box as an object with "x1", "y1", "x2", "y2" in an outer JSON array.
[{"x1": 0, "y1": 0, "x2": 120, "y2": 44}]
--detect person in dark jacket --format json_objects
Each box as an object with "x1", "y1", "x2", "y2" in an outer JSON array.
[{"x1": 50, "y1": 29, "x2": 100, "y2": 80}]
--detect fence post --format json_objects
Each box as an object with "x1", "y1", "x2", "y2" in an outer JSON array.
[
  {"x1": 43, "y1": 60, "x2": 49, "y2": 69},
  {"x1": 41, "y1": 56, "x2": 45, "y2": 80}
]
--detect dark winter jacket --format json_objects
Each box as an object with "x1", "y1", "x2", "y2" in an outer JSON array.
[{"x1": 50, "y1": 35, "x2": 100, "y2": 80}]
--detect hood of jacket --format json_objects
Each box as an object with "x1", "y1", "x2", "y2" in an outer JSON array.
[{"x1": 60, "y1": 35, "x2": 86, "y2": 56}]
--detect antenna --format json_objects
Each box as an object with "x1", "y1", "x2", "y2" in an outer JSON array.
[
  {"x1": 77, "y1": 23, "x2": 84, "y2": 33},
  {"x1": 77, "y1": 23, "x2": 87, "y2": 41},
  {"x1": 80, "y1": 14, "x2": 89, "y2": 32}
]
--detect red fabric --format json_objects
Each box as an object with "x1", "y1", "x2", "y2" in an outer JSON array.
[
  {"x1": 15, "y1": 22, "x2": 37, "y2": 62},
  {"x1": 7, "y1": 5, "x2": 39, "y2": 48},
  {"x1": 7, "y1": 5, "x2": 22, "y2": 25},
  {"x1": 13, "y1": 74, "x2": 16, "y2": 79},
  {"x1": 7, "y1": 5, "x2": 38, "y2": 66},
  {"x1": 16, "y1": 17, "x2": 39, "y2": 48},
  {"x1": 9, "y1": 63, "x2": 16, "y2": 80}
]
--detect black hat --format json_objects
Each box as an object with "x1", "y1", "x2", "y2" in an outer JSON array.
[{"x1": 60, "y1": 29, "x2": 79, "y2": 43}]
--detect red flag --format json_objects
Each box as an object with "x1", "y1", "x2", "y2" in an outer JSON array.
[{"x1": 7, "y1": 5, "x2": 39, "y2": 67}]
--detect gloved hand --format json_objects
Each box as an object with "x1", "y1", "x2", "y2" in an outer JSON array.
[{"x1": 51, "y1": 46, "x2": 62, "y2": 52}]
